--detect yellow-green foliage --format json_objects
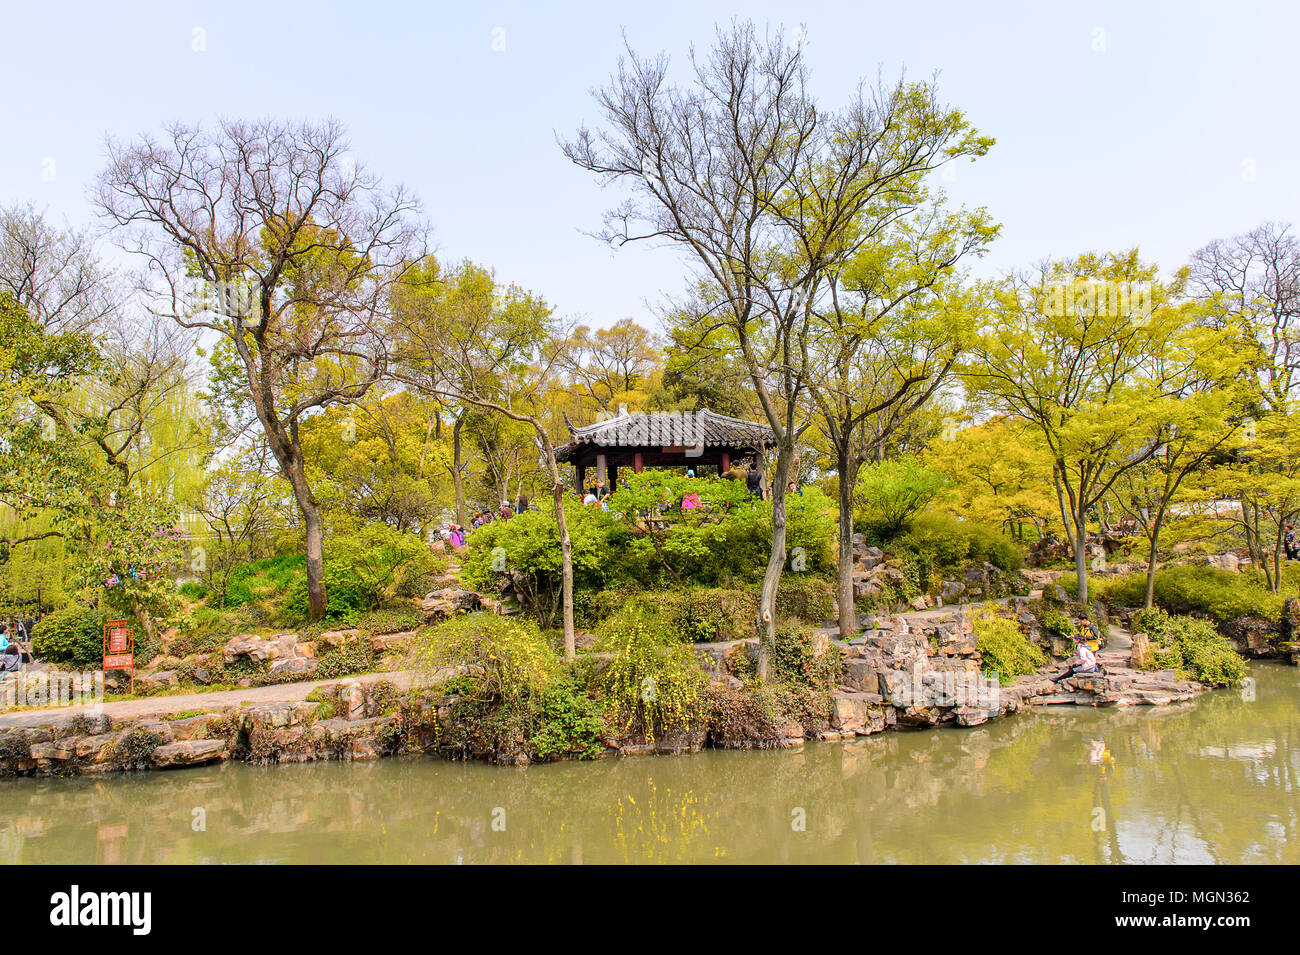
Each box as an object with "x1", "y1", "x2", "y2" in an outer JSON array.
[
  {"x1": 596, "y1": 607, "x2": 707, "y2": 741},
  {"x1": 1132, "y1": 607, "x2": 1247, "y2": 686},
  {"x1": 973, "y1": 605, "x2": 1046, "y2": 684},
  {"x1": 414, "y1": 615, "x2": 562, "y2": 706}
]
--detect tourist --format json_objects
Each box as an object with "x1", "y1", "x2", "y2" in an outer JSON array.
[
  {"x1": 746, "y1": 461, "x2": 764, "y2": 498},
  {"x1": 515, "y1": 493, "x2": 530, "y2": 515},
  {"x1": 448, "y1": 523, "x2": 465, "y2": 548},
  {"x1": 583, "y1": 489, "x2": 599, "y2": 506},
  {"x1": 1, "y1": 642, "x2": 21, "y2": 674},
  {"x1": 1050, "y1": 636, "x2": 1100, "y2": 683},
  {"x1": 593, "y1": 478, "x2": 609, "y2": 500},
  {"x1": 1285, "y1": 523, "x2": 1298, "y2": 560},
  {"x1": 499, "y1": 500, "x2": 513, "y2": 522}
]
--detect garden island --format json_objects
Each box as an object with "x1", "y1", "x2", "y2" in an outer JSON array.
[{"x1": 0, "y1": 16, "x2": 1297, "y2": 867}]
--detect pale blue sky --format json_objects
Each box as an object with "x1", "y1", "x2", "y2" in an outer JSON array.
[{"x1": 2, "y1": 0, "x2": 1296, "y2": 329}]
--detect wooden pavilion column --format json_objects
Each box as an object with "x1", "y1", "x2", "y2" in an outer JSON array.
[
  {"x1": 633, "y1": 452, "x2": 644, "y2": 473},
  {"x1": 575, "y1": 463, "x2": 586, "y2": 493},
  {"x1": 721, "y1": 451, "x2": 730, "y2": 476},
  {"x1": 596, "y1": 453, "x2": 607, "y2": 484}
]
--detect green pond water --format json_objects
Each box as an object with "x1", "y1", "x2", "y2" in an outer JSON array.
[{"x1": 3, "y1": 664, "x2": 1298, "y2": 864}]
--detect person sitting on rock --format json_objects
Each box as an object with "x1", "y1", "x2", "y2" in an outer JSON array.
[
  {"x1": 1285, "y1": 523, "x2": 1298, "y2": 560},
  {"x1": 1051, "y1": 636, "x2": 1100, "y2": 683}
]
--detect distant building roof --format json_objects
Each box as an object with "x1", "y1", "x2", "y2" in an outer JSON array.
[{"x1": 555, "y1": 408, "x2": 775, "y2": 462}]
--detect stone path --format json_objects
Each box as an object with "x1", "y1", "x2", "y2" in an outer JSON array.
[
  {"x1": 0, "y1": 669, "x2": 418, "y2": 730},
  {"x1": 1013, "y1": 625, "x2": 1199, "y2": 707}
]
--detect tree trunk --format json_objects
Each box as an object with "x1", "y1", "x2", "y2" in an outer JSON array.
[
  {"x1": 756, "y1": 446, "x2": 794, "y2": 681},
  {"x1": 301, "y1": 496, "x2": 327, "y2": 620},
  {"x1": 452, "y1": 417, "x2": 466, "y2": 527},
  {"x1": 544, "y1": 448, "x2": 575, "y2": 661},
  {"x1": 1074, "y1": 514, "x2": 1089, "y2": 607},
  {"x1": 1143, "y1": 505, "x2": 1167, "y2": 610},
  {"x1": 836, "y1": 445, "x2": 859, "y2": 640}
]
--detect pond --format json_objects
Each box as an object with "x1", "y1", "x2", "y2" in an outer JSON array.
[{"x1": 3, "y1": 664, "x2": 1297, "y2": 864}]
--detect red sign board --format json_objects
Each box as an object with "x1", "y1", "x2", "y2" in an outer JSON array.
[{"x1": 102, "y1": 620, "x2": 135, "y2": 693}]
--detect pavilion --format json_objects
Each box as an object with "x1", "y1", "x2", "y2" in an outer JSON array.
[{"x1": 555, "y1": 408, "x2": 776, "y2": 492}]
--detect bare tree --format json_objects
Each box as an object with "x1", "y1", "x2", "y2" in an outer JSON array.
[
  {"x1": 0, "y1": 203, "x2": 118, "y2": 334},
  {"x1": 563, "y1": 22, "x2": 992, "y2": 675},
  {"x1": 1190, "y1": 222, "x2": 1300, "y2": 413},
  {"x1": 96, "y1": 118, "x2": 429, "y2": 619}
]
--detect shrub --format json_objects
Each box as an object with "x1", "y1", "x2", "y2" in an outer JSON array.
[
  {"x1": 528, "y1": 679, "x2": 608, "y2": 760},
  {"x1": 357, "y1": 606, "x2": 422, "y2": 635},
  {"x1": 461, "y1": 471, "x2": 836, "y2": 625},
  {"x1": 891, "y1": 513, "x2": 1024, "y2": 573},
  {"x1": 313, "y1": 639, "x2": 377, "y2": 680},
  {"x1": 414, "y1": 615, "x2": 562, "y2": 707},
  {"x1": 1132, "y1": 607, "x2": 1247, "y2": 686},
  {"x1": 284, "y1": 527, "x2": 441, "y2": 623},
  {"x1": 854, "y1": 459, "x2": 947, "y2": 539},
  {"x1": 1071, "y1": 565, "x2": 1283, "y2": 623},
  {"x1": 770, "y1": 623, "x2": 842, "y2": 690},
  {"x1": 974, "y1": 606, "x2": 1047, "y2": 684},
  {"x1": 596, "y1": 606, "x2": 707, "y2": 741},
  {"x1": 774, "y1": 575, "x2": 836, "y2": 622},
  {"x1": 31, "y1": 604, "x2": 105, "y2": 668}
]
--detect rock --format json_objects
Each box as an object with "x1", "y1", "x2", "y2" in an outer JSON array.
[
  {"x1": 224, "y1": 634, "x2": 281, "y2": 665},
  {"x1": 420, "y1": 588, "x2": 481, "y2": 620},
  {"x1": 1223, "y1": 615, "x2": 1278, "y2": 657},
  {"x1": 167, "y1": 714, "x2": 220, "y2": 741},
  {"x1": 152, "y1": 739, "x2": 227, "y2": 768},
  {"x1": 1045, "y1": 584, "x2": 1070, "y2": 605},
  {"x1": 137, "y1": 670, "x2": 179, "y2": 692},
  {"x1": 192, "y1": 667, "x2": 212, "y2": 685},
  {"x1": 339, "y1": 681, "x2": 366, "y2": 720},
  {"x1": 1281, "y1": 597, "x2": 1300, "y2": 643},
  {"x1": 1130, "y1": 632, "x2": 1152, "y2": 669},
  {"x1": 318, "y1": 629, "x2": 361, "y2": 649},
  {"x1": 267, "y1": 657, "x2": 318, "y2": 680}
]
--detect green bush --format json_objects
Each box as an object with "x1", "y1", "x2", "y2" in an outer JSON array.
[
  {"x1": 974, "y1": 606, "x2": 1047, "y2": 684},
  {"x1": 775, "y1": 575, "x2": 837, "y2": 622},
  {"x1": 313, "y1": 639, "x2": 377, "y2": 680},
  {"x1": 1131, "y1": 607, "x2": 1247, "y2": 686},
  {"x1": 891, "y1": 513, "x2": 1024, "y2": 573},
  {"x1": 854, "y1": 459, "x2": 947, "y2": 539},
  {"x1": 283, "y1": 526, "x2": 442, "y2": 623},
  {"x1": 1072, "y1": 565, "x2": 1283, "y2": 623},
  {"x1": 357, "y1": 606, "x2": 422, "y2": 635},
  {"x1": 770, "y1": 623, "x2": 842, "y2": 690},
  {"x1": 528, "y1": 679, "x2": 608, "y2": 760},
  {"x1": 414, "y1": 615, "x2": 562, "y2": 707},
  {"x1": 30, "y1": 604, "x2": 106, "y2": 668},
  {"x1": 460, "y1": 471, "x2": 837, "y2": 626},
  {"x1": 595, "y1": 606, "x2": 708, "y2": 742}
]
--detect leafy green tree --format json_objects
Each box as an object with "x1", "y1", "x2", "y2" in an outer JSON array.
[
  {"x1": 564, "y1": 22, "x2": 992, "y2": 676},
  {"x1": 964, "y1": 252, "x2": 1195, "y2": 604}
]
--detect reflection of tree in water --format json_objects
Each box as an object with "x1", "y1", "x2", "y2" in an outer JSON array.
[{"x1": 1, "y1": 665, "x2": 1295, "y2": 863}]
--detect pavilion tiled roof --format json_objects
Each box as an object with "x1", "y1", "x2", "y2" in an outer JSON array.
[{"x1": 555, "y1": 408, "x2": 775, "y2": 461}]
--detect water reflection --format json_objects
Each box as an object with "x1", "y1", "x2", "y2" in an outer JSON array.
[{"x1": 3, "y1": 665, "x2": 1296, "y2": 864}]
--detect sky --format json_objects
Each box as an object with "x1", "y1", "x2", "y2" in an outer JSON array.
[{"x1": 2, "y1": 0, "x2": 1298, "y2": 331}]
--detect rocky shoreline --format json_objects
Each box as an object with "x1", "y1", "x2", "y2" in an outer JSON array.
[{"x1": 0, "y1": 603, "x2": 1218, "y2": 778}]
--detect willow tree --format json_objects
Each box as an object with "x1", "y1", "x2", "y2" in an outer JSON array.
[
  {"x1": 97, "y1": 119, "x2": 428, "y2": 619},
  {"x1": 564, "y1": 21, "x2": 993, "y2": 673}
]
